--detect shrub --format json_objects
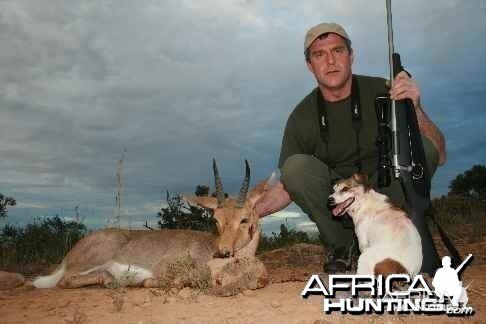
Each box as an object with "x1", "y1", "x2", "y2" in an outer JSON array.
[
  {"x1": 258, "y1": 221, "x2": 320, "y2": 252},
  {"x1": 0, "y1": 215, "x2": 87, "y2": 271},
  {"x1": 157, "y1": 191, "x2": 216, "y2": 233}
]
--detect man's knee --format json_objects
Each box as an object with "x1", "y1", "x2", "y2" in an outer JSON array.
[{"x1": 280, "y1": 154, "x2": 331, "y2": 193}]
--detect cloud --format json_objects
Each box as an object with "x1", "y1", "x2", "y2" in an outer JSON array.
[
  {"x1": 295, "y1": 221, "x2": 319, "y2": 233},
  {"x1": 14, "y1": 202, "x2": 48, "y2": 209},
  {"x1": 0, "y1": 0, "x2": 484, "y2": 230},
  {"x1": 263, "y1": 210, "x2": 303, "y2": 220}
]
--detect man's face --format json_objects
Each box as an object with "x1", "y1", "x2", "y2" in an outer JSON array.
[{"x1": 306, "y1": 33, "x2": 353, "y2": 91}]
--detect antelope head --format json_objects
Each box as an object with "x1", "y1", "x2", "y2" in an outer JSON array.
[{"x1": 185, "y1": 159, "x2": 268, "y2": 258}]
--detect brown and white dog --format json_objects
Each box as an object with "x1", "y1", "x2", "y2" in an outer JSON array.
[{"x1": 328, "y1": 174, "x2": 422, "y2": 278}]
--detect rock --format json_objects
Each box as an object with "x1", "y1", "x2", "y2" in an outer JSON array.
[
  {"x1": 241, "y1": 289, "x2": 257, "y2": 297},
  {"x1": 0, "y1": 271, "x2": 25, "y2": 290},
  {"x1": 178, "y1": 287, "x2": 194, "y2": 299},
  {"x1": 149, "y1": 289, "x2": 164, "y2": 297},
  {"x1": 165, "y1": 296, "x2": 177, "y2": 304},
  {"x1": 131, "y1": 293, "x2": 151, "y2": 307},
  {"x1": 270, "y1": 300, "x2": 282, "y2": 308}
]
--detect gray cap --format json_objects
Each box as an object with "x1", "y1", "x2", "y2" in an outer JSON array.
[{"x1": 304, "y1": 22, "x2": 350, "y2": 51}]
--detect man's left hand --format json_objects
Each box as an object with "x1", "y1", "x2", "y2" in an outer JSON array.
[{"x1": 389, "y1": 71, "x2": 421, "y2": 108}]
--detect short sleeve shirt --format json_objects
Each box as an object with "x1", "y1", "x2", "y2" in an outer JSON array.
[{"x1": 279, "y1": 74, "x2": 388, "y2": 178}]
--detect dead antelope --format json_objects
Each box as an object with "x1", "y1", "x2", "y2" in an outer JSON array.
[{"x1": 33, "y1": 160, "x2": 270, "y2": 294}]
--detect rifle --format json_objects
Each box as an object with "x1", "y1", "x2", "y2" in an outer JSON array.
[{"x1": 377, "y1": 0, "x2": 459, "y2": 274}]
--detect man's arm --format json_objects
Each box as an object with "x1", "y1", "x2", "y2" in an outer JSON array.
[
  {"x1": 389, "y1": 71, "x2": 447, "y2": 165},
  {"x1": 254, "y1": 180, "x2": 292, "y2": 218},
  {"x1": 414, "y1": 106, "x2": 447, "y2": 165}
]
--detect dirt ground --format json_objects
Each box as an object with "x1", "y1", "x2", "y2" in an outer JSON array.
[{"x1": 1, "y1": 231, "x2": 485, "y2": 324}]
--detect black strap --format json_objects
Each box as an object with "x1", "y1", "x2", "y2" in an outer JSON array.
[
  {"x1": 428, "y1": 211, "x2": 463, "y2": 267},
  {"x1": 317, "y1": 87, "x2": 329, "y2": 142},
  {"x1": 406, "y1": 99, "x2": 431, "y2": 199},
  {"x1": 351, "y1": 78, "x2": 362, "y2": 172},
  {"x1": 317, "y1": 75, "x2": 363, "y2": 172}
]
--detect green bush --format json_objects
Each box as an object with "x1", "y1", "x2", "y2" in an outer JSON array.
[
  {"x1": 0, "y1": 215, "x2": 87, "y2": 271},
  {"x1": 157, "y1": 191, "x2": 216, "y2": 233},
  {"x1": 258, "y1": 221, "x2": 320, "y2": 252}
]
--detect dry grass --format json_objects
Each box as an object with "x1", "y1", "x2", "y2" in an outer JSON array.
[
  {"x1": 158, "y1": 254, "x2": 212, "y2": 293},
  {"x1": 430, "y1": 195, "x2": 486, "y2": 243}
]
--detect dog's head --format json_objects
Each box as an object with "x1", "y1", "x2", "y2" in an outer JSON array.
[{"x1": 328, "y1": 173, "x2": 370, "y2": 217}]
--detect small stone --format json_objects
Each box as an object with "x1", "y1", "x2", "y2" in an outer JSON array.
[
  {"x1": 178, "y1": 287, "x2": 193, "y2": 299},
  {"x1": 165, "y1": 296, "x2": 177, "y2": 304},
  {"x1": 241, "y1": 289, "x2": 257, "y2": 297},
  {"x1": 130, "y1": 294, "x2": 146, "y2": 307},
  {"x1": 149, "y1": 289, "x2": 163, "y2": 297},
  {"x1": 270, "y1": 300, "x2": 282, "y2": 308}
]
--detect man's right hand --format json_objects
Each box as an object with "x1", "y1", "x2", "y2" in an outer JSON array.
[{"x1": 254, "y1": 180, "x2": 292, "y2": 218}]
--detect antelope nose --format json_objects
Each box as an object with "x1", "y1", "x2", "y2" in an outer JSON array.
[{"x1": 217, "y1": 248, "x2": 232, "y2": 258}]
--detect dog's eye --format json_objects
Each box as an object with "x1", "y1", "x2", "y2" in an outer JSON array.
[
  {"x1": 240, "y1": 218, "x2": 249, "y2": 224},
  {"x1": 342, "y1": 187, "x2": 350, "y2": 192}
]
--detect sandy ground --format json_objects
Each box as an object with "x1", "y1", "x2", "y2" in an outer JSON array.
[{"x1": 1, "y1": 235, "x2": 485, "y2": 324}]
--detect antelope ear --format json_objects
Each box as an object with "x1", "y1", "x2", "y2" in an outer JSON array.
[{"x1": 184, "y1": 196, "x2": 219, "y2": 210}]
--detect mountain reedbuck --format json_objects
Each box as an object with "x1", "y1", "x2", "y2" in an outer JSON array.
[{"x1": 33, "y1": 160, "x2": 270, "y2": 295}]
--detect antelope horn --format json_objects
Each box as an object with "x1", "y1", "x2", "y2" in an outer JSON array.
[
  {"x1": 236, "y1": 159, "x2": 250, "y2": 208},
  {"x1": 213, "y1": 158, "x2": 225, "y2": 207}
]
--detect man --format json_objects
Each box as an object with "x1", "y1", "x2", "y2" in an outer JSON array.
[{"x1": 255, "y1": 22, "x2": 446, "y2": 273}]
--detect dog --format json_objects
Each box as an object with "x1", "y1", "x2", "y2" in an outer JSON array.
[{"x1": 328, "y1": 173, "x2": 422, "y2": 277}]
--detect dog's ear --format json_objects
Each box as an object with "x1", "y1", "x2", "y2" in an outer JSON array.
[{"x1": 352, "y1": 173, "x2": 370, "y2": 189}]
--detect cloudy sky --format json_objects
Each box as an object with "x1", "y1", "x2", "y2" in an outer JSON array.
[{"x1": 1, "y1": 0, "x2": 485, "y2": 234}]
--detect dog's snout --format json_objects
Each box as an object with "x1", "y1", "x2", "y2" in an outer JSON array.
[{"x1": 327, "y1": 196, "x2": 336, "y2": 206}]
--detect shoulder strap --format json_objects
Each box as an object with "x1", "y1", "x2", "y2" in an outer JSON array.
[
  {"x1": 317, "y1": 87, "x2": 329, "y2": 143},
  {"x1": 351, "y1": 76, "x2": 362, "y2": 172},
  {"x1": 316, "y1": 75, "x2": 363, "y2": 172}
]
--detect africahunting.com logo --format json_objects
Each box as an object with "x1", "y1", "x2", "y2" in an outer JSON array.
[{"x1": 301, "y1": 254, "x2": 474, "y2": 316}]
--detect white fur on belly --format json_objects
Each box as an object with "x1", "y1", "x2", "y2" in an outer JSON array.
[{"x1": 106, "y1": 262, "x2": 153, "y2": 285}]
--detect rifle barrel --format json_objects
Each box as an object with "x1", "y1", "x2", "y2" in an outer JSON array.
[
  {"x1": 385, "y1": 0, "x2": 395, "y2": 82},
  {"x1": 385, "y1": 0, "x2": 400, "y2": 178}
]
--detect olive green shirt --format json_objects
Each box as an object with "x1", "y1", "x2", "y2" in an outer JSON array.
[{"x1": 279, "y1": 74, "x2": 387, "y2": 178}]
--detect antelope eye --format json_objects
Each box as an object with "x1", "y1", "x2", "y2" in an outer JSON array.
[{"x1": 240, "y1": 218, "x2": 249, "y2": 224}]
